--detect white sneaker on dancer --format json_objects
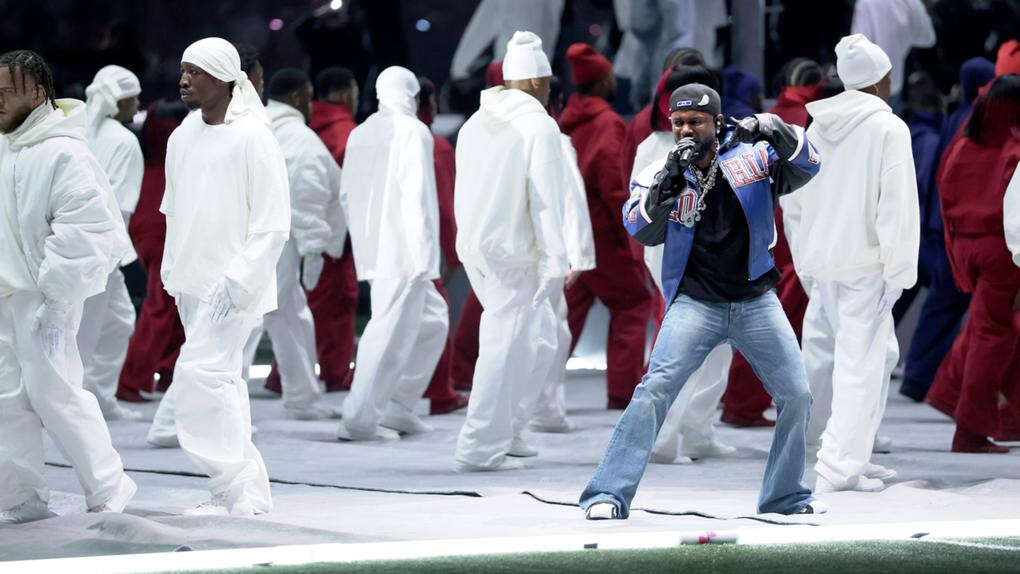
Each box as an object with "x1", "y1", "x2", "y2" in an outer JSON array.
[
  {"x1": 0, "y1": 496, "x2": 56, "y2": 524},
  {"x1": 585, "y1": 502, "x2": 620, "y2": 520},
  {"x1": 285, "y1": 404, "x2": 341, "y2": 421},
  {"x1": 873, "y1": 435, "x2": 893, "y2": 453},
  {"x1": 380, "y1": 404, "x2": 434, "y2": 435},
  {"x1": 337, "y1": 422, "x2": 401, "y2": 441},
  {"x1": 529, "y1": 417, "x2": 574, "y2": 434},
  {"x1": 454, "y1": 458, "x2": 527, "y2": 472},
  {"x1": 87, "y1": 476, "x2": 137, "y2": 514},
  {"x1": 681, "y1": 438, "x2": 737, "y2": 459},
  {"x1": 508, "y1": 436, "x2": 538, "y2": 458},
  {"x1": 864, "y1": 463, "x2": 897, "y2": 481},
  {"x1": 650, "y1": 448, "x2": 694, "y2": 465},
  {"x1": 104, "y1": 403, "x2": 145, "y2": 422},
  {"x1": 184, "y1": 493, "x2": 231, "y2": 517},
  {"x1": 815, "y1": 474, "x2": 885, "y2": 493}
]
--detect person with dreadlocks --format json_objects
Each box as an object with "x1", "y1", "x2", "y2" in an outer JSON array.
[
  {"x1": 147, "y1": 38, "x2": 289, "y2": 516},
  {"x1": 0, "y1": 49, "x2": 136, "y2": 523},
  {"x1": 77, "y1": 65, "x2": 145, "y2": 422}
]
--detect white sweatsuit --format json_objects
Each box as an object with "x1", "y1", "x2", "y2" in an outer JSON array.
[
  {"x1": 454, "y1": 86, "x2": 570, "y2": 468},
  {"x1": 0, "y1": 100, "x2": 134, "y2": 513},
  {"x1": 339, "y1": 69, "x2": 448, "y2": 440},
  {"x1": 781, "y1": 89, "x2": 919, "y2": 490}
]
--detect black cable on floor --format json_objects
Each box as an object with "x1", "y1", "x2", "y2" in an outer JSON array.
[{"x1": 44, "y1": 462, "x2": 483, "y2": 498}]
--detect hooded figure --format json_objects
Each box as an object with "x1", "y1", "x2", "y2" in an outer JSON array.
[
  {"x1": 0, "y1": 50, "x2": 136, "y2": 524},
  {"x1": 243, "y1": 68, "x2": 344, "y2": 421},
  {"x1": 337, "y1": 66, "x2": 448, "y2": 442},
  {"x1": 77, "y1": 64, "x2": 145, "y2": 422},
  {"x1": 559, "y1": 42, "x2": 652, "y2": 410},
  {"x1": 928, "y1": 75, "x2": 1020, "y2": 453},
  {"x1": 782, "y1": 34, "x2": 919, "y2": 493},
  {"x1": 453, "y1": 31, "x2": 570, "y2": 470},
  {"x1": 146, "y1": 38, "x2": 290, "y2": 517},
  {"x1": 721, "y1": 66, "x2": 763, "y2": 120},
  {"x1": 941, "y1": 57, "x2": 995, "y2": 151}
]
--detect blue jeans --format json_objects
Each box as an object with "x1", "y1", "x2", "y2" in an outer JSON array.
[{"x1": 579, "y1": 291, "x2": 814, "y2": 516}]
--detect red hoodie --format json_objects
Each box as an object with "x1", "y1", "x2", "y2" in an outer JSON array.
[
  {"x1": 432, "y1": 132, "x2": 459, "y2": 269},
  {"x1": 310, "y1": 101, "x2": 357, "y2": 167},
  {"x1": 770, "y1": 84, "x2": 821, "y2": 128},
  {"x1": 559, "y1": 93, "x2": 632, "y2": 256}
]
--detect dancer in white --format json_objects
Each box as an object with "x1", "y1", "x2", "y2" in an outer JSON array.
[
  {"x1": 454, "y1": 31, "x2": 570, "y2": 470},
  {"x1": 338, "y1": 66, "x2": 447, "y2": 441},
  {"x1": 148, "y1": 38, "x2": 289, "y2": 516},
  {"x1": 0, "y1": 50, "x2": 136, "y2": 523},
  {"x1": 244, "y1": 68, "x2": 344, "y2": 421},
  {"x1": 80, "y1": 64, "x2": 144, "y2": 421},
  {"x1": 782, "y1": 34, "x2": 919, "y2": 493}
]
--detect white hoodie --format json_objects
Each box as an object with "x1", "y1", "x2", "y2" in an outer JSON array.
[
  {"x1": 455, "y1": 86, "x2": 569, "y2": 278},
  {"x1": 631, "y1": 130, "x2": 674, "y2": 293},
  {"x1": 340, "y1": 78, "x2": 440, "y2": 281},
  {"x1": 781, "y1": 89, "x2": 919, "y2": 289},
  {"x1": 266, "y1": 100, "x2": 344, "y2": 257},
  {"x1": 0, "y1": 99, "x2": 130, "y2": 307},
  {"x1": 1005, "y1": 166, "x2": 1020, "y2": 267},
  {"x1": 560, "y1": 134, "x2": 596, "y2": 272}
]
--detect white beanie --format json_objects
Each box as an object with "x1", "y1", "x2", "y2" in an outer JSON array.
[
  {"x1": 835, "y1": 34, "x2": 892, "y2": 91},
  {"x1": 502, "y1": 31, "x2": 552, "y2": 81}
]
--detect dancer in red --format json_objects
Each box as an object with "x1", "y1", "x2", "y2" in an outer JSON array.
[
  {"x1": 721, "y1": 58, "x2": 823, "y2": 427},
  {"x1": 927, "y1": 74, "x2": 1020, "y2": 453},
  {"x1": 116, "y1": 100, "x2": 188, "y2": 402},
  {"x1": 418, "y1": 77, "x2": 469, "y2": 415},
  {"x1": 560, "y1": 43, "x2": 651, "y2": 409}
]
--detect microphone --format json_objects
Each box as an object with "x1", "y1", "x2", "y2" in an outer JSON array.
[{"x1": 676, "y1": 137, "x2": 696, "y2": 163}]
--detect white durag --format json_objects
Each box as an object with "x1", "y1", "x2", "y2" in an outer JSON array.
[
  {"x1": 84, "y1": 65, "x2": 141, "y2": 139},
  {"x1": 375, "y1": 66, "x2": 419, "y2": 116},
  {"x1": 181, "y1": 37, "x2": 267, "y2": 125}
]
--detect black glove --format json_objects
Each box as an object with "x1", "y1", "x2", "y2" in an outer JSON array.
[
  {"x1": 727, "y1": 115, "x2": 762, "y2": 144},
  {"x1": 727, "y1": 113, "x2": 802, "y2": 159},
  {"x1": 649, "y1": 138, "x2": 696, "y2": 207}
]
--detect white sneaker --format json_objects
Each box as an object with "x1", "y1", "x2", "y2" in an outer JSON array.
[
  {"x1": 380, "y1": 410, "x2": 434, "y2": 435},
  {"x1": 184, "y1": 493, "x2": 231, "y2": 517},
  {"x1": 285, "y1": 404, "x2": 342, "y2": 421},
  {"x1": 147, "y1": 433, "x2": 180, "y2": 448},
  {"x1": 104, "y1": 404, "x2": 146, "y2": 422},
  {"x1": 873, "y1": 435, "x2": 893, "y2": 453},
  {"x1": 682, "y1": 440, "x2": 737, "y2": 459},
  {"x1": 864, "y1": 463, "x2": 897, "y2": 481},
  {"x1": 508, "y1": 436, "x2": 538, "y2": 458},
  {"x1": 529, "y1": 417, "x2": 574, "y2": 434},
  {"x1": 815, "y1": 474, "x2": 885, "y2": 493},
  {"x1": 585, "y1": 502, "x2": 620, "y2": 520},
  {"x1": 454, "y1": 458, "x2": 527, "y2": 472},
  {"x1": 337, "y1": 422, "x2": 401, "y2": 441},
  {"x1": 795, "y1": 499, "x2": 829, "y2": 515},
  {"x1": 650, "y1": 449, "x2": 694, "y2": 465},
  {"x1": 88, "y1": 476, "x2": 137, "y2": 514},
  {"x1": 0, "y1": 495, "x2": 55, "y2": 524}
]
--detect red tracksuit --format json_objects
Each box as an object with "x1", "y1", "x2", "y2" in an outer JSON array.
[
  {"x1": 449, "y1": 290, "x2": 482, "y2": 390},
  {"x1": 422, "y1": 132, "x2": 468, "y2": 413},
  {"x1": 927, "y1": 131, "x2": 1020, "y2": 439},
  {"x1": 302, "y1": 101, "x2": 361, "y2": 390},
  {"x1": 721, "y1": 85, "x2": 819, "y2": 423},
  {"x1": 560, "y1": 93, "x2": 652, "y2": 408},
  {"x1": 117, "y1": 161, "x2": 186, "y2": 401}
]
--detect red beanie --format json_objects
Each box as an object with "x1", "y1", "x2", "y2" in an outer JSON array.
[
  {"x1": 566, "y1": 43, "x2": 612, "y2": 86},
  {"x1": 485, "y1": 60, "x2": 504, "y2": 88},
  {"x1": 996, "y1": 39, "x2": 1020, "y2": 77}
]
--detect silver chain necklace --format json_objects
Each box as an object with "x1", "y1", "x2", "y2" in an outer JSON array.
[{"x1": 681, "y1": 141, "x2": 720, "y2": 228}]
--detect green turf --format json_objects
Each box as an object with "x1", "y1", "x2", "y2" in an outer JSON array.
[{"x1": 168, "y1": 538, "x2": 1020, "y2": 574}]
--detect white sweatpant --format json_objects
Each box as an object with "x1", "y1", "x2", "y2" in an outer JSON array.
[
  {"x1": 0, "y1": 291, "x2": 132, "y2": 510},
  {"x1": 530, "y1": 282, "x2": 572, "y2": 427},
  {"x1": 803, "y1": 275, "x2": 898, "y2": 488},
  {"x1": 341, "y1": 277, "x2": 448, "y2": 437},
  {"x1": 456, "y1": 265, "x2": 558, "y2": 468},
  {"x1": 149, "y1": 294, "x2": 271, "y2": 514},
  {"x1": 78, "y1": 270, "x2": 135, "y2": 415},
  {"x1": 242, "y1": 240, "x2": 322, "y2": 411},
  {"x1": 652, "y1": 343, "x2": 732, "y2": 460}
]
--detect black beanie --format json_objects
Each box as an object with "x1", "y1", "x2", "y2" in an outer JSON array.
[{"x1": 669, "y1": 83, "x2": 722, "y2": 117}]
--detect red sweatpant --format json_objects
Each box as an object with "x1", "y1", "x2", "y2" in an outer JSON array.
[
  {"x1": 118, "y1": 234, "x2": 185, "y2": 396},
  {"x1": 306, "y1": 245, "x2": 359, "y2": 388},
  {"x1": 423, "y1": 281, "x2": 462, "y2": 405},
  {"x1": 928, "y1": 236, "x2": 1020, "y2": 436},
  {"x1": 449, "y1": 289, "x2": 482, "y2": 390},
  {"x1": 722, "y1": 263, "x2": 808, "y2": 418},
  {"x1": 567, "y1": 246, "x2": 652, "y2": 406}
]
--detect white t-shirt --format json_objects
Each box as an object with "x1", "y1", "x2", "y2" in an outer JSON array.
[{"x1": 161, "y1": 112, "x2": 290, "y2": 315}]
